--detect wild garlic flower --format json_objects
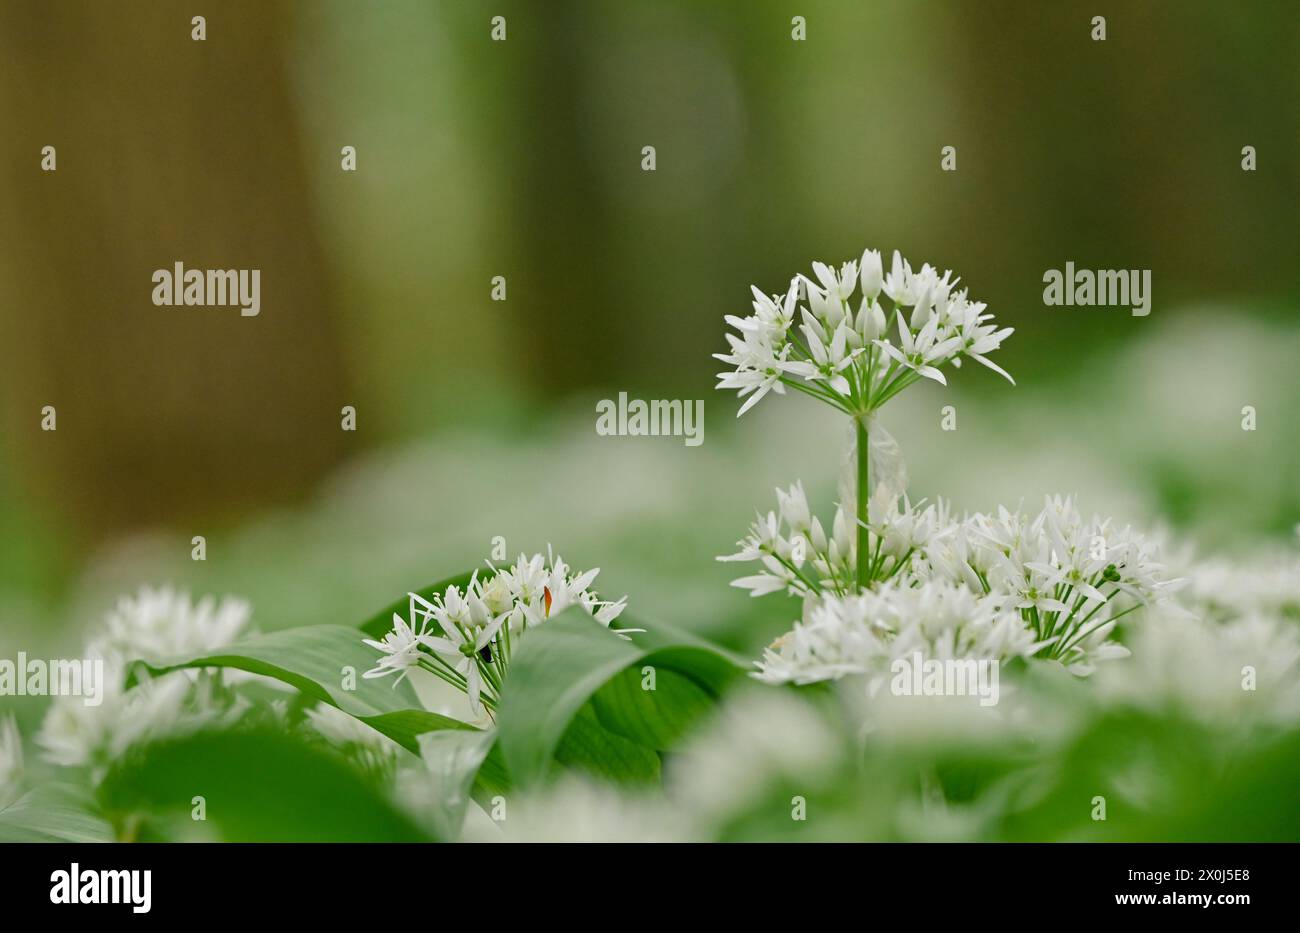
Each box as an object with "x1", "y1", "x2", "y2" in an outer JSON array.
[
  {"x1": 755, "y1": 580, "x2": 1040, "y2": 686},
  {"x1": 1180, "y1": 552, "x2": 1300, "y2": 624},
  {"x1": 749, "y1": 496, "x2": 1173, "y2": 684},
  {"x1": 715, "y1": 249, "x2": 1013, "y2": 419},
  {"x1": 363, "y1": 549, "x2": 631, "y2": 717},
  {"x1": 718, "y1": 250, "x2": 1015, "y2": 597},
  {"x1": 38, "y1": 662, "x2": 237, "y2": 777},
  {"x1": 37, "y1": 587, "x2": 253, "y2": 778},
  {"x1": 90, "y1": 586, "x2": 251, "y2": 662},
  {"x1": 719, "y1": 481, "x2": 945, "y2": 598},
  {"x1": 1096, "y1": 607, "x2": 1300, "y2": 727},
  {"x1": 918, "y1": 496, "x2": 1176, "y2": 673}
]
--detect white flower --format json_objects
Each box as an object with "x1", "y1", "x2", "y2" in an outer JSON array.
[
  {"x1": 465, "y1": 778, "x2": 694, "y2": 843},
  {"x1": 919, "y1": 495, "x2": 1174, "y2": 672},
  {"x1": 37, "y1": 665, "x2": 225, "y2": 777},
  {"x1": 1180, "y1": 550, "x2": 1300, "y2": 623},
  {"x1": 859, "y1": 248, "x2": 883, "y2": 300},
  {"x1": 721, "y1": 484, "x2": 944, "y2": 598},
  {"x1": 92, "y1": 586, "x2": 250, "y2": 661},
  {"x1": 363, "y1": 548, "x2": 633, "y2": 719},
  {"x1": 754, "y1": 580, "x2": 1042, "y2": 686},
  {"x1": 875, "y1": 309, "x2": 962, "y2": 386},
  {"x1": 782, "y1": 315, "x2": 859, "y2": 395},
  {"x1": 37, "y1": 589, "x2": 254, "y2": 778},
  {"x1": 809, "y1": 259, "x2": 860, "y2": 303},
  {"x1": 1097, "y1": 606, "x2": 1300, "y2": 725},
  {"x1": 716, "y1": 249, "x2": 1013, "y2": 417},
  {"x1": 754, "y1": 595, "x2": 889, "y2": 684},
  {"x1": 420, "y1": 612, "x2": 507, "y2": 715},
  {"x1": 361, "y1": 606, "x2": 431, "y2": 685}
]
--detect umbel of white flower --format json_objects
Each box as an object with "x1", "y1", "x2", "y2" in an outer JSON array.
[
  {"x1": 716, "y1": 249, "x2": 1014, "y2": 591},
  {"x1": 749, "y1": 496, "x2": 1177, "y2": 683},
  {"x1": 715, "y1": 248, "x2": 1014, "y2": 420},
  {"x1": 716, "y1": 251, "x2": 1174, "y2": 684},
  {"x1": 363, "y1": 550, "x2": 630, "y2": 717}
]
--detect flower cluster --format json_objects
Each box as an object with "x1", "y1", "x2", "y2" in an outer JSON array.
[
  {"x1": 90, "y1": 586, "x2": 251, "y2": 661},
  {"x1": 363, "y1": 550, "x2": 630, "y2": 716},
  {"x1": 37, "y1": 587, "x2": 253, "y2": 776},
  {"x1": 747, "y1": 494, "x2": 1176, "y2": 684},
  {"x1": 715, "y1": 250, "x2": 1178, "y2": 687},
  {"x1": 755, "y1": 579, "x2": 1042, "y2": 685},
  {"x1": 715, "y1": 249, "x2": 1014, "y2": 418},
  {"x1": 917, "y1": 495, "x2": 1175, "y2": 672},
  {"x1": 719, "y1": 481, "x2": 943, "y2": 598},
  {"x1": 1180, "y1": 551, "x2": 1300, "y2": 624}
]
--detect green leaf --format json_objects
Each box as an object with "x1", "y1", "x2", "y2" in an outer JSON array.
[
  {"x1": 0, "y1": 785, "x2": 115, "y2": 842},
  {"x1": 589, "y1": 665, "x2": 715, "y2": 750},
  {"x1": 98, "y1": 730, "x2": 430, "y2": 842},
  {"x1": 554, "y1": 706, "x2": 662, "y2": 785},
  {"x1": 358, "y1": 571, "x2": 476, "y2": 639},
  {"x1": 128, "y1": 625, "x2": 466, "y2": 752},
  {"x1": 496, "y1": 610, "x2": 744, "y2": 787}
]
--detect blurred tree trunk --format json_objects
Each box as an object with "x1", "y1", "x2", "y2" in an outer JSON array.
[{"x1": 0, "y1": 0, "x2": 349, "y2": 542}]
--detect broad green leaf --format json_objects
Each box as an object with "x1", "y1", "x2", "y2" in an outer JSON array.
[
  {"x1": 496, "y1": 611, "x2": 745, "y2": 787},
  {"x1": 0, "y1": 785, "x2": 115, "y2": 842},
  {"x1": 554, "y1": 706, "x2": 661, "y2": 785},
  {"x1": 128, "y1": 625, "x2": 468, "y2": 752},
  {"x1": 590, "y1": 665, "x2": 715, "y2": 750},
  {"x1": 98, "y1": 730, "x2": 430, "y2": 842},
  {"x1": 358, "y1": 571, "x2": 476, "y2": 639}
]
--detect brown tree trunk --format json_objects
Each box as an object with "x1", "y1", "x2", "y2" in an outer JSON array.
[{"x1": 0, "y1": 0, "x2": 349, "y2": 542}]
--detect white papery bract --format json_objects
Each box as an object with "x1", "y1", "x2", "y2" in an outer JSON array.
[
  {"x1": 716, "y1": 248, "x2": 1014, "y2": 418},
  {"x1": 363, "y1": 548, "x2": 631, "y2": 717}
]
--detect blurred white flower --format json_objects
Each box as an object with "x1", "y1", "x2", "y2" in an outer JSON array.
[
  {"x1": 36, "y1": 588, "x2": 254, "y2": 779},
  {"x1": 667, "y1": 687, "x2": 844, "y2": 827},
  {"x1": 91, "y1": 586, "x2": 250, "y2": 661},
  {"x1": 37, "y1": 665, "x2": 227, "y2": 777},
  {"x1": 1180, "y1": 551, "x2": 1300, "y2": 624},
  {"x1": 463, "y1": 777, "x2": 693, "y2": 843},
  {"x1": 1096, "y1": 606, "x2": 1300, "y2": 727}
]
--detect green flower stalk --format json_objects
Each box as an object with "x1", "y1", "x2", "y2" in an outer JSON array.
[{"x1": 715, "y1": 248, "x2": 1015, "y2": 590}]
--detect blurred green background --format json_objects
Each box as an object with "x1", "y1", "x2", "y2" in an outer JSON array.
[{"x1": 0, "y1": 0, "x2": 1297, "y2": 683}]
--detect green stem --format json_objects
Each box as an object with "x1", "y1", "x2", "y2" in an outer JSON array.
[{"x1": 855, "y1": 414, "x2": 870, "y2": 588}]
